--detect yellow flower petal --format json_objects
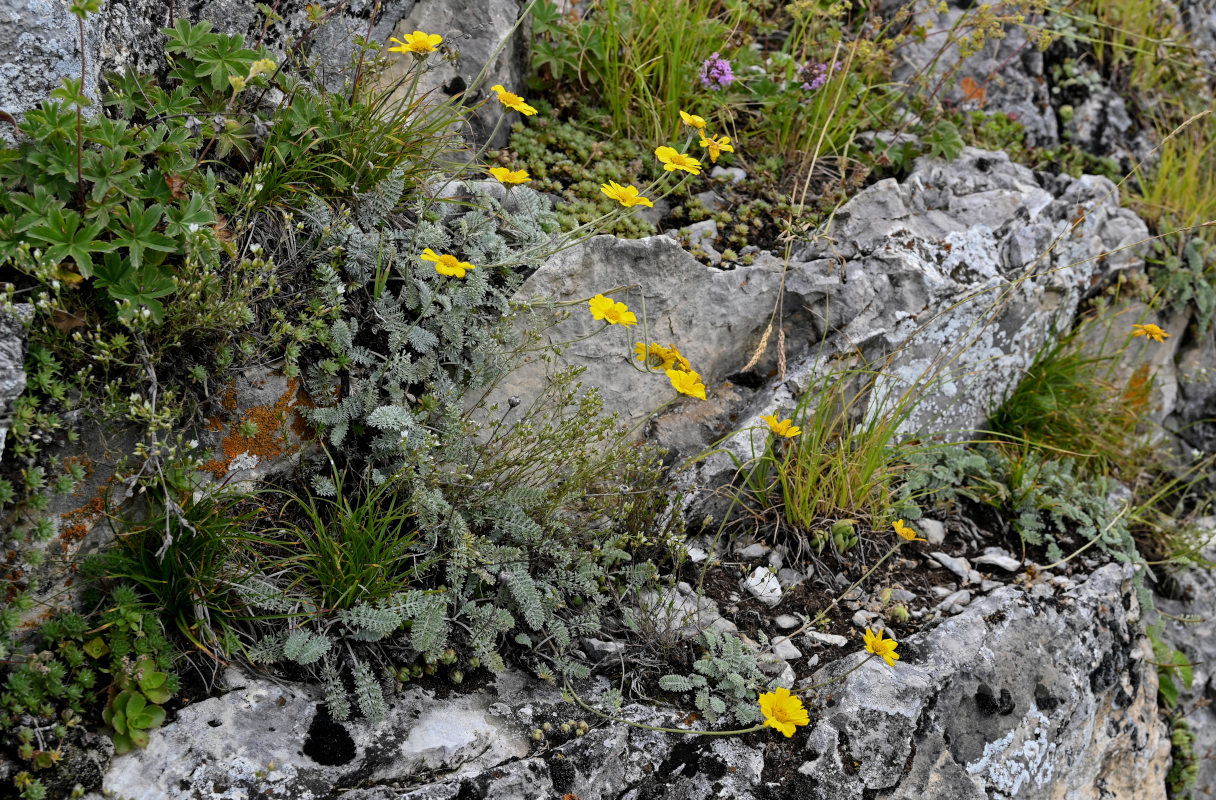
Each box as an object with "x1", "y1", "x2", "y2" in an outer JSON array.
[
  {"x1": 1131, "y1": 323, "x2": 1169, "y2": 343},
  {"x1": 654, "y1": 146, "x2": 702, "y2": 175},
  {"x1": 679, "y1": 110, "x2": 706, "y2": 130},
  {"x1": 600, "y1": 181, "x2": 654, "y2": 208},
  {"x1": 758, "y1": 687, "x2": 809, "y2": 738},
  {"x1": 490, "y1": 84, "x2": 538, "y2": 116},
  {"x1": 667, "y1": 369, "x2": 707, "y2": 400},
  {"x1": 489, "y1": 166, "x2": 531, "y2": 184},
  {"x1": 389, "y1": 30, "x2": 443, "y2": 55},
  {"x1": 893, "y1": 519, "x2": 925, "y2": 542},
  {"x1": 864, "y1": 627, "x2": 900, "y2": 667}
]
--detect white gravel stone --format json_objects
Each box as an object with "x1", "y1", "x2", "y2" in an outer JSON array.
[
  {"x1": 742, "y1": 567, "x2": 784, "y2": 607},
  {"x1": 774, "y1": 614, "x2": 801, "y2": 631},
  {"x1": 920, "y1": 518, "x2": 947, "y2": 545},
  {"x1": 974, "y1": 549, "x2": 1022, "y2": 572},
  {"x1": 930, "y1": 552, "x2": 982, "y2": 585},
  {"x1": 804, "y1": 631, "x2": 849, "y2": 647},
  {"x1": 771, "y1": 636, "x2": 803, "y2": 661}
]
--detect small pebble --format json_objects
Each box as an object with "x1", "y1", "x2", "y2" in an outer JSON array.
[
  {"x1": 920, "y1": 518, "x2": 946, "y2": 545},
  {"x1": 974, "y1": 550, "x2": 1021, "y2": 572},
  {"x1": 737, "y1": 542, "x2": 770, "y2": 559},
  {"x1": 777, "y1": 568, "x2": 807, "y2": 590},
  {"x1": 771, "y1": 636, "x2": 803, "y2": 661},
  {"x1": 804, "y1": 631, "x2": 848, "y2": 647},
  {"x1": 980, "y1": 579, "x2": 1002, "y2": 593},
  {"x1": 711, "y1": 165, "x2": 747, "y2": 184},
  {"x1": 930, "y1": 552, "x2": 981, "y2": 585},
  {"x1": 852, "y1": 610, "x2": 877, "y2": 628},
  {"x1": 774, "y1": 614, "x2": 801, "y2": 631},
  {"x1": 938, "y1": 589, "x2": 971, "y2": 614},
  {"x1": 807, "y1": 654, "x2": 820, "y2": 668},
  {"x1": 742, "y1": 567, "x2": 783, "y2": 608}
]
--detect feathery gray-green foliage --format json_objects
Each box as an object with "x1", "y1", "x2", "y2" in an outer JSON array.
[
  {"x1": 658, "y1": 629, "x2": 769, "y2": 725},
  {"x1": 897, "y1": 444, "x2": 1138, "y2": 565},
  {"x1": 231, "y1": 170, "x2": 683, "y2": 715}
]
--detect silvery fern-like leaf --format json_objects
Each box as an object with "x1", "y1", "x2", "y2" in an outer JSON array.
[
  {"x1": 321, "y1": 659, "x2": 351, "y2": 721},
  {"x1": 247, "y1": 632, "x2": 287, "y2": 664},
  {"x1": 365, "y1": 404, "x2": 417, "y2": 432},
  {"x1": 283, "y1": 629, "x2": 332, "y2": 665},
  {"x1": 659, "y1": 675, "x2": 697, "y2": 692},
  {"x1": 353, "y1": 658, "x2": 387, "y2": 720}
]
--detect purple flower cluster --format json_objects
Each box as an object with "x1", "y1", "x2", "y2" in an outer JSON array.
[
  {"x1": 799, "y1": 60, "x2": 842, "y2": 91},
  {"x1": 700, "y1": 52, "x2": 735, "y2": 90}
]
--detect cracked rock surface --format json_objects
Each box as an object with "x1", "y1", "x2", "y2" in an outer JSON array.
[{"x1": 88, "y1": 565, "x2": 1167, "y2": 800}]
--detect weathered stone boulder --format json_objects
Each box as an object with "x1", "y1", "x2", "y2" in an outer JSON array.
[
  {"x1": 889, "y1": 6, "x2": 1057, "y2": 146},
  {"x1": 482, "y1": 233, "x2": 791, "y2": 438},
  {"x1": 3, "y1": 0, "x2": 526, "y2": 142},
  {"x1": 0, "y1": 305, "x2": 30, "y2": 462},
  {"x1": 381, "y1": 0, "x2": 530, "y2": 148},
  {"x1": 1158, "y1": 521, "x2": 1216, "y2": 797},
  {"x1": 800, "y1": 563, "x2": 1168, "y2": 799},
  {"x1": 88, "y1": 565, "x2": 1170, "y2": 799},
  {"x1": 805, "y1": 147, "x2": 1148, "y2": 438}
]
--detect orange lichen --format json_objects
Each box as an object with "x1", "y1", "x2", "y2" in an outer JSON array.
[
  {"x1": 202, "y1": 378, "x2": 309, "y2": 478},
  {"x1": 220, "y1": 384, "x2": 239, "y2": 412},
  {"x1": 60, "y1": 524, "x2": 90, "y2": 543}
]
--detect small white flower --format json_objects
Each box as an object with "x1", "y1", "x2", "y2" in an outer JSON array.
[{"x1": 187, "y1": 223, "x2": 200, "y2": 233}]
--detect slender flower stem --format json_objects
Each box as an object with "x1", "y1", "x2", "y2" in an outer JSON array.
[
  {"x1": 797, "y1": 653, "x2": 877, "y2": 694},
  {"x1": 563, "y1": 677, "x2": 765, "y2": 737}
]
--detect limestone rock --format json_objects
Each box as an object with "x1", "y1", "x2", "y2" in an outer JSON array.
[
  {"x1": 382, "y1": 0, "x2": 529, "y2": 148},
  {"x1": 0, "y1": 306, "x2": 30, "y2": 461},
  {"x1": 890, "y1": 6, "x2": 1057, "y2": 146},
  {"x1": 482, "y1": 234, "x2": 787, "y2": 440},
  {"x1": 800, "y1": 564, "x2": 1169, "y2": 799},
  {"x1": 742, "y1": 567, "x2": 783, "y2": 608}
]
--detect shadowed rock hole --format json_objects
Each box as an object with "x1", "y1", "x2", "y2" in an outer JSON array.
[{"x1": 303, "y1": 706, "x2": 355, "y2": 766}]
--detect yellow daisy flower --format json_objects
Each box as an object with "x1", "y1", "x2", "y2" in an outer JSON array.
[
  {"x1": 893, "y1": 519, "x2": 925, "y2": 542},
  {"x1": 489, "y1": 166, "x2": 531, "y2": 184},
  {"x1": 864, "y1": 627, "x2": 900, "y2": 667},
  {"x1": 654, "y1": 146, "x2": 702, "y2": 175},
  {"x1": 389, "y1": 31, "x2": 443, "y2": 55},
  {"x1": 698, "y1": 134, "x2": 734, "y2": 163},
  {"x1": 600, "y1": 181, "x2": 654, "y2": 208},
  {"x1": 679, "y1": 110, "x2": 706, "y2": 130},
  {"x1": 588, "y1": 294, "x2": 637, "y2": 326},
  {"x1": 420, "y1": 248, "x2": 475, "y2": 278},
  {"x1": 635, "y1": 342, "x2": 691, "y2": 372},
  {"x1": 490, "y1": 84, "x2": 538, "y2": 116},
  {"x1": 760, "y1": 414, "x2": 801, "y2": 438},
  {"x1": 666, "y1": 369, "x2": 707, "y2": 400},
  {"x1": 1131, "y1": 323, "x2": 1169, "y2": 343},
  {"x1": 758, "y1": 687, "x2": 809, "y2": 738}
]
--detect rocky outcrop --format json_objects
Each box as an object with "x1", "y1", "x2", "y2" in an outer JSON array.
[
  {"x1": 1158, "y1": 523, "x2": 1216, "y2": 797},
  {"x1": 3, "y1": 0, "x2": 525, "y2": 139},
  {"x1": 381, "y1": 0, "x2": 530, "y2": 147},
  {"x1": 0, "y1": 306, "x2": 29, "y2": 462},
  {"x1": 491, "y1": 147, "x2": 1148, "y2": 495},
  {"x1": 88, "y1": 564, "x2": 1168, "y2": 799},
  {"x1": 890, "y1": 6, "x2": 1057, "y2": 146},
  {"x1": 802, "y1": 563, "x2": 1167, "y2": 800}
]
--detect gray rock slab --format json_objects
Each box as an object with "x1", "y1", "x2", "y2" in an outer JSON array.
[{"x1": 800, "y1": 564, "x2": 1168, "y2": 799}]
